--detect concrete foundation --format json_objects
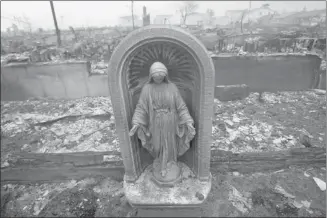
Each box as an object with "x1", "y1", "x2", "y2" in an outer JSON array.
[{"x1": 1, "y1": 54, "x2": 323, "y2": 101}]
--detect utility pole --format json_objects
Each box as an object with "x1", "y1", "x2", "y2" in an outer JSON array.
[
  {"x1": 248, "y1": 1, "x2": 252, "y2": 34},
  {"x1": 131, "y1": 0, "x2": 135, "y2": 29},
  {"x1": 248, "y1": 1, "x2": 251, "y2": 24},
  {"x1": 50, "y1": 1, "x2": 61, "y2": 46}
]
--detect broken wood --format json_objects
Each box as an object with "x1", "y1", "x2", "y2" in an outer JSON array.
[
  {"x1": 1, "y1": 165, "x2": 124, "y2": 184},
  {"x1": 210, "y1": 147, "x2": 326, "y2": 173},
  {"x1": 31, "y1": 113, "x2": 111, "y2": 127},
  {"x1": 1, "y1": 147, "x2": 325, "y2": 184},
  {"x1": 10, "y1": 151, "x2": 122, "y2": 168}
]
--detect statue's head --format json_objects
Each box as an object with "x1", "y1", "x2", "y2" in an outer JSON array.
[{"x1": 149, "y1": 62, "x2": 168, "y2": 84}]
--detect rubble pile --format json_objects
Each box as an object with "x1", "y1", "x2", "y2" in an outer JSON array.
[
  {"x1": 1, "y1": 53, "x2": 30, "y2": 65},
  {"x1": 212, "y1": 90, "x2": 326, "y2": 153},
  {"x1": 2, "y1": 165, "x2": 325, "y2": 217},
  {"x1": 1, "y1": 90, "x2": 325, "y2": 168},
  {"x1": 1, "y1": 96, "x2": 117, "y2": 168},
  {"x1": 1, "y1": 28, "x2": 124, "y2": 75}
]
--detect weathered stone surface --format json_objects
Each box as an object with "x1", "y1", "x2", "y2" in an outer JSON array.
[
  {"x1": 124, "y1": 162, "x2": 211, "y2": 207},
  {"x1": 108, "y1": 25, "x2": 215, "y2": 188},
  {"x1": 129, "y1": 61, "x2": 196, "y2": 187},
  {"x1": 215, "y1": 84, "x2": 250, "y2": 102},
  {"x1": 137, "y1": 208, "x2": 202, "y2": 217}
]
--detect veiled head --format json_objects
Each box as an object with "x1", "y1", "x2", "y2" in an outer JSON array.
[{"x1": 149, "y1": 62, "x2": 168, "y2": 84}]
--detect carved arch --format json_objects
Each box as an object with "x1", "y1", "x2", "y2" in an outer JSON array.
[{"x1": 108, "y1": 25, "x2": 215, "y2": 182}]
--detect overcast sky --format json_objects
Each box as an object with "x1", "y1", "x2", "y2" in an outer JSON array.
[{"x1": 1, "y1": 1, "x2": 326, "y2": 31}]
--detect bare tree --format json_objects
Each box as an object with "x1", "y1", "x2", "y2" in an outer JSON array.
[
  {"x1": 69, "y1": 26, "x2": 78, "y2": 42},
  {"x1": 11, "y1": 23, "x2": 19, "y2": 35},
  {"x1": 240, "y1": 10, "x2": 248, "y2": 33},
  {"x1": 179, "y1": 1, "x2": 199, "y2": 25},
  {"x1": 206, "y1": 9, "x2": 215, "y2": 25},
  {"x1": 21, "y1": 14, "x2": 32, "y2": 33}
]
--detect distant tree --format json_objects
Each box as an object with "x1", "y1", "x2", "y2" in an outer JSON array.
[
  {"x1": 240, "y1": 10, "x2": 248, "y2": 33},
  {"x1": 69, "y1": 26, "x2": 78, "y2": 42},
  {"x1": 22, "y1": 15, "x2": 32, "y2": 32},
  {"x1": 179, "y1": 1, "x2": 199, "y2": 25},
  {"x1": 38, "y1": 28, "x2": 44, "y2": 33},
  {"x1": 262, "y1": 3, "x2": 270, "y2": 8},
  {"x1": 206, "y1": 9, "x2": 215, "y2": 25},
  {"x1": 11, "y1": 24, "x2": 19, "y2": 35}
]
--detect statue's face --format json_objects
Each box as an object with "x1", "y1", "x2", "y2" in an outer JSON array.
[{"x1": 152, "y1": 72, "x2": 165, "y2": 84}]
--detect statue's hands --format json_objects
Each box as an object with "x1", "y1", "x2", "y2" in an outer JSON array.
[
  {"x1": 186, "y1": 122, "x2": 195, "y2": 133},
  {"x1": 129, "y1": 124, "x2": 139, "y2": 137},
  {"x1": 184, "y1": 122, "x2": 195, "y2": 144},
  {"x1": 145, "y1": 131, "x2": 151, "y2": 137}
]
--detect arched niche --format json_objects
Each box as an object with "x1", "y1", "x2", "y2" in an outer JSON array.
[{"x1": 108, "y1": 25, "x2": 215, "y2": 182}]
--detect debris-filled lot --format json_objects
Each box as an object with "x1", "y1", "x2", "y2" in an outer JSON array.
[
  {"x1": 1, "y1": 166, "x2": 325, "y2": 217},
  {"x1": 1, "y1": 90, "x2": 326, "y2": 217},
  {"x1": 1, "y1": 90, "x2": 326, "y2": 168},
  {"x1": 212, "y1": 90, "x2": 326, "y2": 153},
  {"x1": 1, "y1": 24, "x2": 326, "y2": 76}
]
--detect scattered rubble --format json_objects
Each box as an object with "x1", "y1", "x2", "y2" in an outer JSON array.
[
  {"x1": 1, "y1": 166, "x2": 325, "y2": 217},
  {"x1": 1, "y1": 96, "x2": 117, "y2": 168},
  {"x1": 228, "y1": 185, "x2": 252, "y2": 214},
  {"x1": 91, "y1": 61, "x2": 109, "y2": 74},
  {"x1": 313, "y1": 177, "x2": 326, "y2": 191},
  {"x1": 213, "y1": 90, "x2": 326, "y2": 153},
  {"x1": 1, "y1": 177, "x2": 132, "y2": 217},
  {"x1": 1, "y1": 90, "x2": 325, "y2": 169}
]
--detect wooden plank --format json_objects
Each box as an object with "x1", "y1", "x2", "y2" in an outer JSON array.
[
  {"x1": 7, "y1": 148, "x2": 327, "y2": 168},
  {"x1": 211, "y1": 160, "x2": 326, "y2": 174},
  {"x1": 211, "y1": 147, "x2": 326, "y2": 161},
  {"x1": 11, "y1": 151, "x2": 122, "y2": 168},
  {"x1": 1, "y1": 165, "x2": 125, "y2": 184},
  {"x1": 13, "y1": 147, "x2": 324, "y2": 166},
  {"x1": 1, "y1": 147, "x2": 325, "y2": 184},
  {"x1": 211, "y1": 147, "x2": 326, "y2": 174}
]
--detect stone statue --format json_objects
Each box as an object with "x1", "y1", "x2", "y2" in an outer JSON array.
[{"x1": 129, "y1": 61, "x2": 196, "y2": 185}]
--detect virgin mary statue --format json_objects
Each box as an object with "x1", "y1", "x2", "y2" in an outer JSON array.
[{"x1": 129, "y1": 62, "x2": 196, "y2": 185}]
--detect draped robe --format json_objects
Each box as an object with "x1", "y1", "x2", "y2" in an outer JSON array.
[{"x1": 131, "y1": 81, "x2": 195, "y2": 173}]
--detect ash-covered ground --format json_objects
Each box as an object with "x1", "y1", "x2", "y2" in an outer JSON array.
[{"x1": 1, "y1": 90, "x2": 326, "y2": 217}]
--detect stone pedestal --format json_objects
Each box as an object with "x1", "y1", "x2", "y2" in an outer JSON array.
[
  {"x1": 137, "y1": 207, "x2": 202, "y2": 217},
  {"x1": 108, "y1": 25, "x2": 215, "y2": 209},
  {"x1": 124, "y1": 162, "x2": 212, "y2": 208},
  {"x1": 151, "y1": 160, "x2": 183, "y2": 187}
]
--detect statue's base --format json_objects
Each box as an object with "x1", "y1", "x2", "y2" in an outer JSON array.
[
  {"x1": 124, "y1": 162, "x2": 212, "y2": 208},
  {"x1": 151, "y1": 160, "x2": 182, "y2": 187},
  {"x1": 137, "y1": 207, "x2": 202, "y2": 217}
]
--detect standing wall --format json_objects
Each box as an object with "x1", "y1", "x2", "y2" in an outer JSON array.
[{"x1": 1, "y1": 54, "x2": 323, "y2": 101}]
